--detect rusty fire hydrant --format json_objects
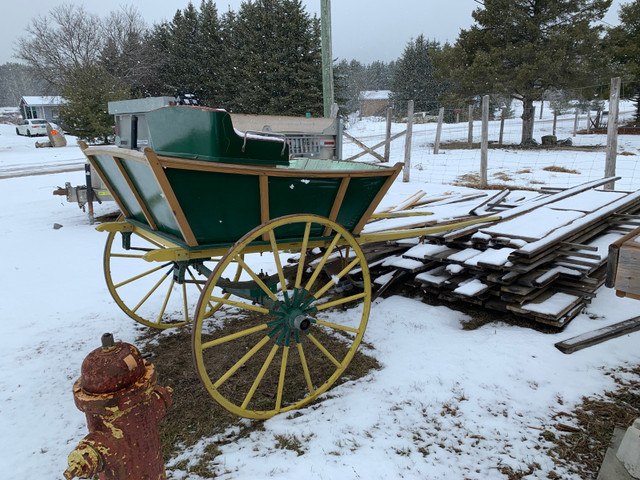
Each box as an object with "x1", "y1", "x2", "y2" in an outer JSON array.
[{"x1": 63, "y1": 333, "x2": 172, "y2": 480}]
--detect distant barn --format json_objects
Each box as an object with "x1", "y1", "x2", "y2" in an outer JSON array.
[{"x1": 358, "y1": 90, "x2": 391, "y2": 117}]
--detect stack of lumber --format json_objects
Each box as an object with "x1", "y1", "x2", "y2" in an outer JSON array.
[{"x1": 367, "y1": 178, "x2": 640, "y2": 327}]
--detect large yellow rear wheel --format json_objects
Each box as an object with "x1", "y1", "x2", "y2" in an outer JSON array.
[{"x1": 192, "y1": 215, "x2": 371, "y2": 419}]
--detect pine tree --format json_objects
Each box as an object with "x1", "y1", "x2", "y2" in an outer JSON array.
[
  {"x1": 216, "y1": 9, "x2": 242, "y2": 109},
  {"x1": 606, "y1": 0, "x2": 640, "y2": 124},
  {"x1": 198, "y1": 1, "x2": 224, "y2": 106},
  {"x1": 159, "y1": 3, "x2": 207, "y2": 99},
  {"x1": 99, "y1": 7, "x2": 154, "y2": 97},
  {"x1": 391, "y1": 35, "x2": 446, "y2": 114},
  {"x1": 59, "y1": 64, "x2": 129, "y2": 143},
  {"x1": 231, "y1": 0, "x2": 322, "y2": 116},
  {"x1": 438, "y1": 0, "x2": 612, "y2": 143}
]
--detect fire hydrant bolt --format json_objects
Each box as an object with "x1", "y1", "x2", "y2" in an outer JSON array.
[{"x1": 63, "y1": 334, "x2": 171, "y2": 480}]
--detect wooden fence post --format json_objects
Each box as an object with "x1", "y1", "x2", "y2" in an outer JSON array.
[
  {"x1": 553, "y1": 111, "x2": 558, "y2": 137},
  {"x1": 384, "y1": 107, "x2": 392, "y2": 162},
  {"x1": 499, "y1": 109, "x2": 505, "y2": 146},
  {"x1": 586, "y1": 110, "x2": 592, "y2": 134},
  {"x1": 434, "y1": 107, "x2": 445, "y2": 154},
  {"x1": 605, "y1": 77, "x2": 621, "y2": 190},
  {"x1": 467, "y1": 104, "x2": 474, "y2": 146},
  {"x1": 480, "y1": 95, "x2": 489, "y2": 188},
  {"x1": 403, "y1": 100, "x2": 414, "y2": 183},
  {"x1": 573, "y1": 108, "x2": 579, "y2": 137}
]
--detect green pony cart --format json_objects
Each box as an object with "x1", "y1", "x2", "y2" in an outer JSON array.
[{"x1": 81, "y1": 106, "x2": 491, "y2": 418}]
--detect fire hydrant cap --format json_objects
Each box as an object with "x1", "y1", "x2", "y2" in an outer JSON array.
[{"x1": 80, "y1": 336, "x2": 147, "y2": 394}]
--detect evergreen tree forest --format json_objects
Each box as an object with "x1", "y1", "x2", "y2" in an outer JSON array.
[
  {"x1": 5, "y1": 0, "x2": 640, "y2": 143},
  {"x1": 11, "y1": 0, "x2": 324, "y2": 141},
  {"x1": 435, "y1": 0, "x2": 613, "y2": 142},
  {"x1": 334, "y1": 60, "x2": 396, "y2": 114},
  {"x1": 391, "y1": 35, "x2": 448, "y2": 115}
]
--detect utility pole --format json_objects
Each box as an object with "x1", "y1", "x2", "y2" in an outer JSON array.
[{"x1": 321, "y1": 0, "x2": 334, "y2": 118}]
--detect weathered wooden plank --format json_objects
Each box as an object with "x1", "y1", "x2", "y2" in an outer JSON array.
[
  {"x1": 373, "y1": 269, "x2": 408, "y2": 301},
  {"x1": 607, "y1": 226, "x2": 640, "y2": 289},
  {"x1": 555, "y1": 316, "x2": 640, "y2": 354},
  {"x1": 469, "y1": 189, "x2": 510, "y2": 216},
  {"x1": 614, "y1": 240, "x2": 640, "y2": 297}
]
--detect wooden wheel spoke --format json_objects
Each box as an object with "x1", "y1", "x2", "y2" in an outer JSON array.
[
  {"x1": 275, "y1": 346, "x2": 289, "y2": 411},
  {"x1": 213, "y1": 335, "x2": 271, "y2": 389},
  {"x1": 268, "y1": 230, "x2": 288, "y2": 295},
  {"x1": 295, "y1": 222, "x2": 312, "y2": 288},
  {"x1": 182, "y1": 282, "x2": 189, "y2": 322},
  {"x1": 113, "y1": 262, "x2": 172, "y2": 289},
  {"x1": 241, "y1": 344, "x2": 280, "y2": 409},
  {"x1": 132, "y1": 269, "x2": 172, "y2": 313},
  {"x1": 297, "y1": 341, "x2": 315, "y2": 395},
  {"x1": 202, "y1": 324, "x2": 268, "y2": 349},
  {"x1": 314, "y1": 318, "x2": 362, "y2": 334},
  {"x1": 315, "y1": 292, "x2": 367, "y2": 312},
  {"x1": 312, "y1": 257, "x2": 361, "y2": 300},
  {"x1": 156, "y1": 278, "x2": 175, "y2": 323},
  {"x1": 304, "y1": 232, "x2": 343, "y2": 292},
  {"x1": 234, "y1": 255, "x2": 279, "y2": 302},
  {"x1": 208, "y1": 295, "x2": 270, "y2": 314},
  {"x1": 307, "y1": 333, "x2": 342, "y2": 368}
]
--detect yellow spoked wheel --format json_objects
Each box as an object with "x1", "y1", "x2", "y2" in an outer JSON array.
[
  {"x1": 104, "y1": 229, "x2": 240, "y2": 329},
  {"x1": 192, "y1": 214, "x2": 372, "y2": 419}
]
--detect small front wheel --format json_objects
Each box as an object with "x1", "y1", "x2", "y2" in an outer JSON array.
[
  {"x1": 103, "y1": 227, "x2": 239, "y2": 329},
  {"x1": 192, "y1": 214, "x2": 371, "y2": 419}
]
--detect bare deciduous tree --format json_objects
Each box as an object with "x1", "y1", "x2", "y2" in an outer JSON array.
[
  {"x1": 101, "y1": 6, "x2": 156, "y2": 91},
  {"x1": 15, "y1": 5, "x2": 104, "y2": 89}
]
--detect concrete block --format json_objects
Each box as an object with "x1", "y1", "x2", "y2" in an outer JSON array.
[
  {"x1": 617, "y1": 418, "x2": 640, "y2": 479},
  {"x1": 598, "y1": 427, "x2": 635, "y2": 480}
]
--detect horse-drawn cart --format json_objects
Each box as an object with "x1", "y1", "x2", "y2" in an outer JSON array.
[{"x1": 81, "y1": 105, "x2": 495, "y2": 418}]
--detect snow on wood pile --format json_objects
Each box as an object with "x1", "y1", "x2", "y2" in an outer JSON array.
[{"x1": 368, "y1": 179, "x2": 640, "y2": 328}]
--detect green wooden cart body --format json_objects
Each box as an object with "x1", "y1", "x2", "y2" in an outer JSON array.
[{"x1": 82, "y1": 106, "x2": 401, "y2": 249}]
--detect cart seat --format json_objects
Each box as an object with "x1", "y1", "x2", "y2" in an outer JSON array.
[{"x1": 145, "y1": 106, "x2": 290, "y2": 166}]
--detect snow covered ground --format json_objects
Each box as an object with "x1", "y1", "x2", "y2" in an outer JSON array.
[{"x1": 0, "y1": 102, "x2": 639, "y2": 480}]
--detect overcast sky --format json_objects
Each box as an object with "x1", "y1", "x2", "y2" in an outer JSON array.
[{"x1": 0, "y1": 0, "x2": 627, "y2": 66}]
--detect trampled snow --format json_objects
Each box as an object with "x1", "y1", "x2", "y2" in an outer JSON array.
[{"x1": 1, "y1": 101, "x2": 639, "y2": 480}]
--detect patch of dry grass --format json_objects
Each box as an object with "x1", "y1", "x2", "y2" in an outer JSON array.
[
  {"x1": 492, "y1": 171, "x2": 513, "y2": 182},
  {"x1": 542, "y1": 365, "x2": 640, "y2": 479},
  {"x1": 543, "y1": 166, "x2": 581, "y2": 174},
  {"x1": 453, "y1": 173, "x2": 546, "y2": 191},
  {"x1": 136, "y1": 305, "x2": 381, "y2": 478}
]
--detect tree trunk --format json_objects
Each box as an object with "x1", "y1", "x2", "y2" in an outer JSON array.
[{"x1": 521, "y1": 97, "x2": 535, "y2": 144}]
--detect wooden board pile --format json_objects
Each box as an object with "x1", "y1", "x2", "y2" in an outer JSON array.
[{"x1": 366, "y1": 178, "x2": 640, "y2": 328}]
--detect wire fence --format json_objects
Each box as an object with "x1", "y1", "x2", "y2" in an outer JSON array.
[{"x1": 344, "y1": 97, "x2": 640, "y2": 192}]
